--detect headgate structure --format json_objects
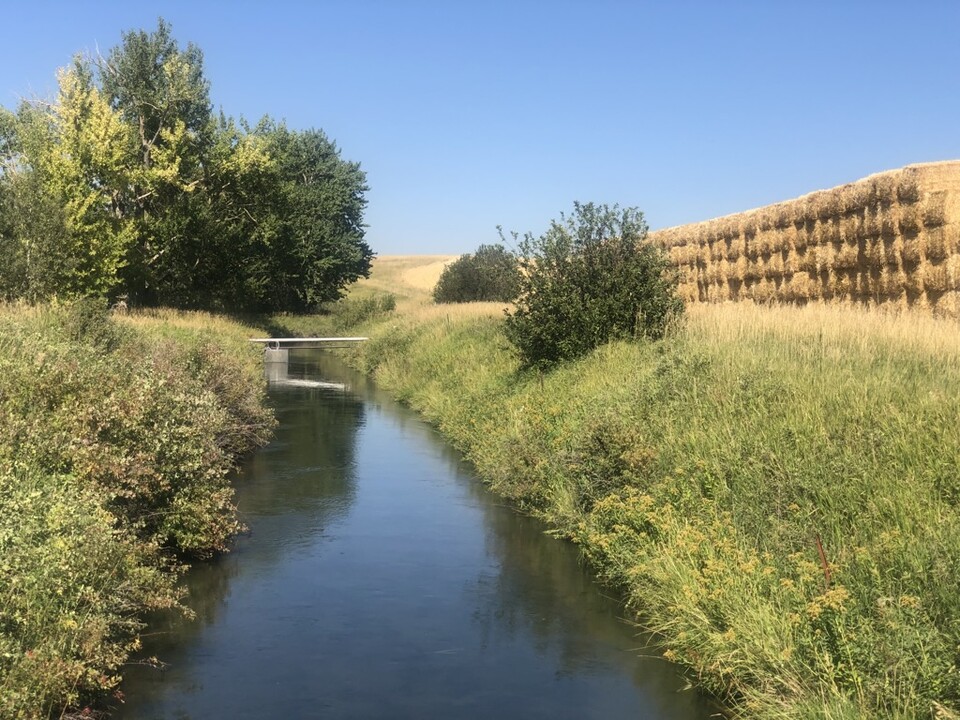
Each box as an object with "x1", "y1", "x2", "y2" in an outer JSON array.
[{"x1": 249, "y1": 337, "x2": 368, "y2": 382}]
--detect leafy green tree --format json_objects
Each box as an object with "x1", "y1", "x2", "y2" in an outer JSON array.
[
  {"x1": 0, "y1": 18, "x2": 372, "y2": 311},
  {"x1": 0, "y1": 62, "x2": 134, "y2": 300},
  {"x1": 99, "y1": 17, "x2": 213, "y2": 305},
  {"x1": 504, "y1": 202, "x2": 683, "y2": 369},
  {"x1": 249, "y1": 120, "x2": 373, "y2": 311},
  {"x1": 433, "y1": 243, "x2": 520, "y2": 303}
]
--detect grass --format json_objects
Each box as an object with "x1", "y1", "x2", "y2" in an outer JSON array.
[{"x1": 278, "y1": 256, "x2": 960, "y2": 719}]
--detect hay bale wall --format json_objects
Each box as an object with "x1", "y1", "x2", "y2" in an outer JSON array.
[{"x1": 650, "y1": 161, "x2": 960, "y2": 316}]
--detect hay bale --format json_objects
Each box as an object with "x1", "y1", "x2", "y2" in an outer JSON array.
[
  {"x1": 815, "y1": 191, "x2": 843, "y2": 220},
  {"x1": 822, "y1": 219, "x2": 842, "y2": 246},
  {"x1": 924, "y1": 227, "x2": 956, "y2": 261},
  {"x1": 844, "y1": 183, "x2": 872, "y2": 212},
  {"x1": 790, "y1": 272, "x2": 817, "y2": 300},
  {"x1": 758, "y1": 208, "x2": 774, "y2": 233},
  {"x1": 899, "y1": 205, "x2": 922, "y2": 234},
  {"x1": 901, "y1": 234, "x2": 923, "y2": 265},
  {"x1": 731, "y1": 255, "x2": 749, "y2": 283},
  {"x1": 896, "y1": 178, "x2": 921, "y2": 204},
  {"x1": 923, "y1": 261, "x2": 948, "y2": 293},
  {"x1": 833, "y1": 242, "x2": 860, "y2": 270},
  {"x1": 923, "y1": 191, "x2": 948, "y2": 228},
  {"x1": 865, "y1": 237, "x2": 886, "y2": 269},
  {"x1": 751, "y1": 278, "x2": 775, "y2": 302},
  {"x1": 726, "y1": 234, "x2": 745, "y2": 260},
  {"x1": 947, "y1": 255, "x2": 960, "y2": 291},
  {"x1": 743, "y1": 259, "x2": 763, "y2": 281},
  {"x1": 773, "y1": 204, "x2": 792, "y2": 229},
  {"x1": 878, "y1": 268, "x2": 904, "y2": 297},
  {"x1": 873, "y1": 175, "x2": 898, "y2": 207},
  {"x1": 828, "y1": 270, "x2": 855, "y2": 299},
  {"x1": 784, "y1": 249, "x2": 801, "y2": 275},
  {"x1": 904, "y1": 265, "x2": 924, "y2": 294},
  {"x1": 840, "y1": 214, "x2": 863, "y2": 243},
  {"x1": 880, "y1": 215, "x2": 897, "y2": 239},
  {"x1": 710, "y1": 240, "x2": 725, "y2": 261},
  {"x1": 678, "y1": 283, "x2": 698, "y2": 304},
  {"x1": 934, "y1": 290, "x2": 960, "y2": 318},
  {"x1": 797, "y1": 249, "x2": 817, "y2": 274}
]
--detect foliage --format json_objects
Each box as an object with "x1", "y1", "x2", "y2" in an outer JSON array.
[
  {"x1": 0, "y1": 63, "x2": 134, "y2": 300},
  {"x1": 0, "y1": 301, "x2": 274, "y2": 718},
  {"x1": 0, "y1": 19, "x2": 371, "y2": 312},
  {"x1": 316, "y1": 272, "x2": 960, "y2": 718},
  {"x1": 329, "y1": 293, "x2": 396, "y2": 330},
  {"x1": 433, "y1": 244, "x2": 520, "y2": 303},
  {"x1": 503, "y1": 202, "x2": 683, "y2": 369},
  {"x1": 0, "y1": 468, "x2": 180, "y2": 719}
]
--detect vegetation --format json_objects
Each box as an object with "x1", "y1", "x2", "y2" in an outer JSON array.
[
  {"x1": 282, "y1": 255, "x2": 960, "y2": 719},
  {"x1": 0, "y1": 301, "x2": 273, "y2": 718},
  {"x1": 503, "y1": 202, "x2": 683, "y2": 368},
  {"x1": 432, "y1": 243, "x2": 519, "y2": 303},
  {"x1": 0, "y1": 19, "x2": 372, "y2": 311}
]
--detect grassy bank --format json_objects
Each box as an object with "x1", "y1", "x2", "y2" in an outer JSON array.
[
  {"x1": 0, "y1": 301, "x2": 273, "y2": 719},
  {"x1": 281, "y1": 257, "x2": 960, "y2": 719}
]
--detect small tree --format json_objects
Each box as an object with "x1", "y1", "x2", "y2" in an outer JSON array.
[
  {"x1": 503, "y1": 202, "x2": 683, "y2": 369},
  {"x1": 433, "y1": 243, "x2": 520, "y2": 303}
]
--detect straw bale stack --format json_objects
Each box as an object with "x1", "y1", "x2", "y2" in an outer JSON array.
[{"x1": 649, "y1": 161, "x2": 960, "y2": 317}]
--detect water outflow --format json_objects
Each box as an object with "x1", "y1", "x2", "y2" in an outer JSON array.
[{"x1": 113, "y1": 351, "x2": 715, "y2": 720}]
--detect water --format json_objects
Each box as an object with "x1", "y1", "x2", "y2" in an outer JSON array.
[{"x1": 113, "y1": 351, "x2": 715, "y2": 719}]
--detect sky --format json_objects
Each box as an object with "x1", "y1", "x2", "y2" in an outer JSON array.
[{"x1": 2, "y1": 1, "x2": 959, "y2": 255}]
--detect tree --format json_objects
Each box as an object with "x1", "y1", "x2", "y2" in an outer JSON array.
[
  {"x1": 249, "y1": 121, "x2": 373, "y2": 311},
  {"x1": 0, "y1": 61, "x2": 134, "y2": 300},
  {"x1": 0, "y1": 18, "x2": 372, "y2": 311},
  {"x1": 99, "y1": 17, "x2": 213, "y2": 305},
  {"x1": 433, "y1": 243, "x2": 520, "y2": 303},
  {"x1": 503, "y1": 202, "x2": 683, "y2": 369}
]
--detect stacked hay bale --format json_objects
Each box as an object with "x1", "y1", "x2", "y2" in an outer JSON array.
[{"x1": 650, "y1": 161, "x2": 960, "y2": 316}]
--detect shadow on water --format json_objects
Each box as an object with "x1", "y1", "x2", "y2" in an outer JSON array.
[{"x1": 113, "y1": 351, "x2": 718, "y2": 720}]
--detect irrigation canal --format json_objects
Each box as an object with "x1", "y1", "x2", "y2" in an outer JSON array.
[{"x1": 113, "y1": 350, "x2": 716, "y2": 719}]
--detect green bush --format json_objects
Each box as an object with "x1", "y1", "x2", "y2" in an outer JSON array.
[
  {"x1": 331, "y1": 293, "x2": 396, "y2": 330},
  {"x1": 433, "y1": 244, "x2": 519, "y2": 303},
  {"x1": 0, "y1": 303, "x2": 275, "y2": 717},
  {"x1": 503, "y1": 202, "x2": 683, "y2": 368}
]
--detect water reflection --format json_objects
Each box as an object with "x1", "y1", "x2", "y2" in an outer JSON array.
[{"x1": 113, "y1": 351, "x2": 714, "y2": 719}]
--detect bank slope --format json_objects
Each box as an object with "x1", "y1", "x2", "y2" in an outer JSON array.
[{"x1": 307, "y1": 297, "x2": 960, "y2": 720}]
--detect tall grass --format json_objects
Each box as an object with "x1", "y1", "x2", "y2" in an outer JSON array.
[{"x1": 300, "y1": 257, "x2": 960, "y2": 719}]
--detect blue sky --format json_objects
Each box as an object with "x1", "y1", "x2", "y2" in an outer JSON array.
[{"x1": 3, "y1": 1, "x2": 959, "y2": 254}]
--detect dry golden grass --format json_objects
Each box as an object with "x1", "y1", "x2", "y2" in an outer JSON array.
[
  {"x1": 687, "y1": 301, "x2": 960, "y2": 364},
  {"x1": 352, "y1": 254, "x2": 458, "y2": 301}
]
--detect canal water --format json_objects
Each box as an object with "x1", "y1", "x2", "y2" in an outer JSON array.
[{"x1": 114, "y1": 351, "x2": 714, "y2": 720}]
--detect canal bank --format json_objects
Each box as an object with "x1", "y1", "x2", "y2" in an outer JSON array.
[{"x1": 113, "y1": 350, "x2": 714, "y2": 719}]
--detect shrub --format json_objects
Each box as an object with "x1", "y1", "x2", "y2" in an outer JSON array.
[
  {"x1": 503, "y1": 202, "x2": 683, "y2": 368},
  {"x1": 332, "y1": 293, "x2": 396, "y2": 330},
  {"x1": 433, "y1": 243, "x2": 520, "y2": 303}
]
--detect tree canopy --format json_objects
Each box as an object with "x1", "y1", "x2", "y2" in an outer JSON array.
[{"x1": 0, "y1": 19, "x2": 372, "y2": 311}]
